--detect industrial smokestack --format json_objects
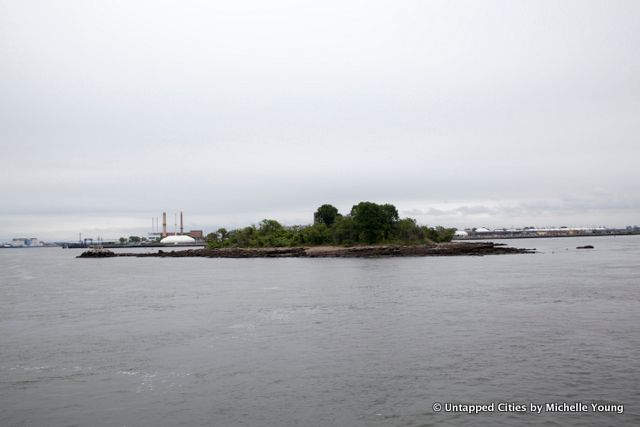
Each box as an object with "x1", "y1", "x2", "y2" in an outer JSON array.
[
  {"x1": 180, "y1": 211, "x2": 184, "y2": 235},
  {"x1": 162, "y1": 212, "x2": 167, "y2": 237}
]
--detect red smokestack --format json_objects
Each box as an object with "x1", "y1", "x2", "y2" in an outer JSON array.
[{"x1": 162, "y1": 212, "x2": 167, "y2": 237}]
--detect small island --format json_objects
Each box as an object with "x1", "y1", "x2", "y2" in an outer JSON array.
[{"x1": 78, "y1": 202, "x2": 535, "y2": 258}]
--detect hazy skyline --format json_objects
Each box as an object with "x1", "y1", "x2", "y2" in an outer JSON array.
[{"x1": 1, "y1": 0, "x2": 639, "y2": 240}]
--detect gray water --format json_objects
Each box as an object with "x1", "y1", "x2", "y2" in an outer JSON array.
[{"x1": 1, "y1": 236, "x2": 639, "y2": 426}]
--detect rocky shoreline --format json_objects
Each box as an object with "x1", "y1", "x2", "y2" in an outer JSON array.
[{"x1": 77, "y1": 242, "x2": 535, "y2": 258}]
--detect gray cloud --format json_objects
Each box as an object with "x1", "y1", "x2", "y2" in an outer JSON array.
[{"x1": 1, "y1": 0, "x2": 639, "y2": 240}]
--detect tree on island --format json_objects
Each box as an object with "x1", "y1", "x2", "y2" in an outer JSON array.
[
  {"x1": 350, "y1": 202, "x2": 399, "y2": 244},
  {"x1": 314, "y1": 204, "x2": 340, "y2": 227}
]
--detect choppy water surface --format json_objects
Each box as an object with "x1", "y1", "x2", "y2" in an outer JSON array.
[{"x1": 1, "y1": 236, "x2": 639, "y2": 426}]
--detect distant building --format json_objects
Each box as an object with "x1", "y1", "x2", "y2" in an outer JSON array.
[
  {"x1": 11, "y1": 238, "x2": 43, "y2": 247},
  {"x1": 453, "y1": 225, "x2": 631, "y2": 240},
  {"x1": 187, "y1": 230, "x2": 204, "y2": 240},
  {"x1": 147, "y1": 232, "x2": 163, "y2": 241}
]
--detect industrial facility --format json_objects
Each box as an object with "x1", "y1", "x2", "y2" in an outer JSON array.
[
  {"x1": 4, "y1": 238, "x2": 44, "y2": 248},
  {"x1": 149, "y1": 211, "x2": 204, "y2": 245}
]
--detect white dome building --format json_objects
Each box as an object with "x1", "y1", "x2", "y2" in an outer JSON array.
[{"x1": 160, "y1": 235, "x2": 196, "y2": 245}]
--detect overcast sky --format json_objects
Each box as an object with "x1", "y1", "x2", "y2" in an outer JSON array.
[{"x1": 1, "y1": 0, "x2": 639, "y2": 241}]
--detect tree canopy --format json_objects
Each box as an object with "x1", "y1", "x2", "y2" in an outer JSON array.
[
  {"x1": 350, "y1": 201, "x2": 399, "y2": 244},
  {"x1": 313, "y1": 204, "x2": 340, "y2": 227}
]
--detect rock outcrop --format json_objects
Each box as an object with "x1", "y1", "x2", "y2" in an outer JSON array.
[
  {"x1": 77, "y1": 248, "x2": 117, "y2": 258},
  {"x1": 79, "y1": 242, "x2": 534, "y2": 259}
]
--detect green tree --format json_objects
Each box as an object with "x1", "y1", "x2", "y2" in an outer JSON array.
[
  {"x1": 258, "y1": 219, "x2": 284, "y2": 235},
  {"x1": 207, "y1": 228, "x2": 232, "y2": 248},
  {"x1": 217, "y1": 227, "x2": 229, "y2": 242},
  {"x1": 332, "y1": 215, "x2": 356, "y2": 245},
  {"x1": 314, "y1": 204, "x2": 340, "y2": 227},
  {"x1": 423, "y1": 226, "x2": 456, "y2": 242},
  {"x1": 119, "y1": 237, "x2": 127, "y2": 244},
  {"x1": 206, "y1": 232, "x2": 221, "y2": 247},
  {"x1": 301, "y1": 223, "x2": 331, "y2": 245},
  {"x1": 350, "y1": 202, "x2": 399, "y2": 244},
  {"x1": 394, "y1": 218, "x2": 424, "y2": 243},
  {"x1": 236, "y1": 226, "x2": 257, "y2": 247},
  {"x1": 129, "y1": 236, "x2": 141, "y2": 243},
  {"x1": 380, "y1": 204, "x2": 399, "y2": 239}
]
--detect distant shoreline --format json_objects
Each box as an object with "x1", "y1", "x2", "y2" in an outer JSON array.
[
  {"x1": 2, "y1": 233, "x2": 636, "y2": 250},
  {"x1": 77, "y1": 242, "x2": 535, "y2": 258},
  {"x1": 455, "y1": 231, "x2": 639, "y2": 240}
]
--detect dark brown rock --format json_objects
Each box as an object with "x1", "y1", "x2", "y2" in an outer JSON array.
[
  {"x1": 88, "y1": 242, "x2": 534, "y2": 259},
  {"x1": 77, "y1": 248, "x2": 117, "y2": 258}
]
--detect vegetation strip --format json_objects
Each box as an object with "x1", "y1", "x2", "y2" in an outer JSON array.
[{"x1": 205, "y1": 202, "x2": 457, "y2": 248}]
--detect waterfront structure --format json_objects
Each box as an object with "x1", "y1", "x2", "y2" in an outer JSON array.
[
  {"x1": 160, "y1": 235, "x2": 196, "y2": 244},
  {"x1": 187, "y1": 230, "x2": 204, "y2": 240},
  {"x1": 10, "y1": 238, "x2": 43, "y2": 247},
  {"x1": 153, "y1": 210, "x2": 202, "y2": 244},
  {"x1": 453, "y1": 226, "x2": 636, "y2": 240}
]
